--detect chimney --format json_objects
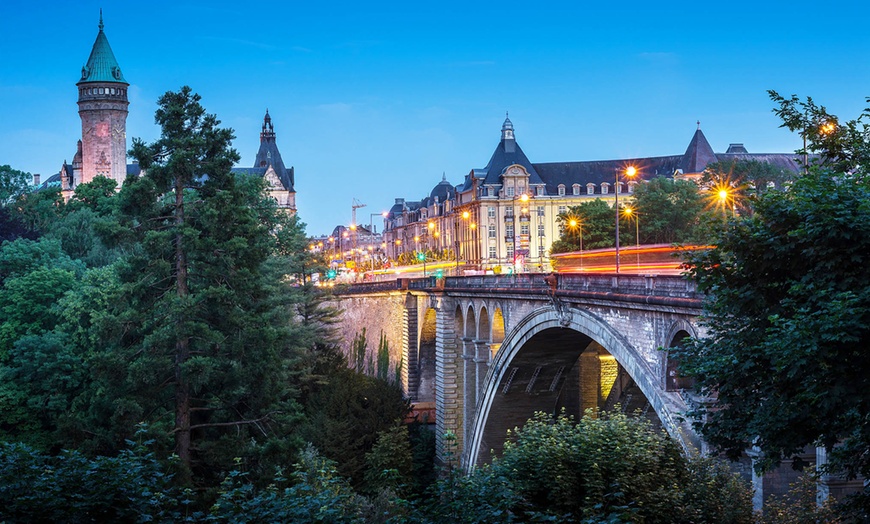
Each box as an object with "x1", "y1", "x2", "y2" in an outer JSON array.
[{"x1": 33, "y1": 173, "x2": 41, "y2": 185}]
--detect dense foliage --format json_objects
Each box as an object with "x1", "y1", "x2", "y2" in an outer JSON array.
[{"x1": 676, "y1": 94, "x2": 870, "y2": 518}]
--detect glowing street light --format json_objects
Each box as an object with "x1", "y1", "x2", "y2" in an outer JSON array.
[
  {"x1": 615, "y1": 166, "x2": 637, "y2": 274},
  {"x1": 623, "y1": 206, "x2": 640, "y2": 268}
]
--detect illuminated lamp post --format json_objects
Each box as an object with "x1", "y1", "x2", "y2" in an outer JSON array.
[
  {"x1": 615, "y1": 166, "x2": 637, "y2": 274},
  {"x1": 623, "y1": 206, "x2": 640, "y2": 269}
]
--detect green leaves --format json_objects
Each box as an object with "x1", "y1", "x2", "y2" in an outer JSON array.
[{"x1": 678, "y1": 166, "x2": 870, "y2": 496}]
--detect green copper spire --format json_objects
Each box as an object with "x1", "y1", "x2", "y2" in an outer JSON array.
[{"x1": 78, "y1": 11, "x2": 127, "y2": 84}]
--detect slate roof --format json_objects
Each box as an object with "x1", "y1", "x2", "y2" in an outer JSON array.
[
  {"x1": 78, "y1": 13, "x2": 127, "y2": 84},
  {"x1": 476, "y1": 116, "x2": 544, "y2": 187},
  {"x1": 681, "y1": 127, "x2": 717, "y2": 173},
  {"x1": 429, "y1": 174, "x2": 454, "y2": 202},
  {"x1": 249, "y1": 110, "x2": 294, "y2": 192},
  {"x1": 533, "y1": 156, "x2": 684, "y2": 194}
]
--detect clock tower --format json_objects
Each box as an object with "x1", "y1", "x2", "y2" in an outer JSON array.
[{"x1": 74, "y1": 12, "x2": 129, "y2": 189}]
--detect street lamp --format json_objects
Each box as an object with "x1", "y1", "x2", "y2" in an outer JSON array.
[
  {"x1": 615, "y1": 166, "x2": 637, "y2": 274},
  {"x1": 370, "y1": 211, "x2": 388, "y2": 253},
  {"x1": 623, "y1": 206, "x2": 639, "y2": 269}
]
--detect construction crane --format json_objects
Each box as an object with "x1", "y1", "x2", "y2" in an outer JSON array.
[{"x1": 351, "y1": 198, "x2": 367, "y2": 229}]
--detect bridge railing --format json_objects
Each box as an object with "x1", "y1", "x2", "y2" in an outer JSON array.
[{"x1": 333, "y1": 273, "x2": 700, "y2": 300}]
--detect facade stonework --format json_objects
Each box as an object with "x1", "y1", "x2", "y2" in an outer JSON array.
[{"x1": 383, "y1": 117, "x2": 803, "y2": 273}]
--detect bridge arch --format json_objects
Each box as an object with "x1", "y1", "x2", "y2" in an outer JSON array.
[
  {"x1": 466, "y1": 305, "x2": 692, "y2": 469},
  {"x1": 664, "y1": 319, "x2": 697, "y2": 392}
]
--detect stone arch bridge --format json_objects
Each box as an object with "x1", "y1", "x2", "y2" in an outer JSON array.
[{"x1": 332, "y1": 273, "x2": 704, "y2": 469}]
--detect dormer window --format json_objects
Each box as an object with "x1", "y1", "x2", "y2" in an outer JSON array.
[
  {"x1": 558, "y1": 184, "x2": 565, "y2": 196},
  {"x1": 616, "y1": 182, "x2": 623, "y2": 194},
  {"x1": 572, "y1": 184, "x2": 580, "y2": 195},
  {"x1": 602, "y1": 183, "x2": 609, "y2": 195},
  {"x1": 587, "y1": 183, "x2": 595, "y2": 195},
  {"x1": 536, "y1": 186, "x2": 544, "y2": 196}
]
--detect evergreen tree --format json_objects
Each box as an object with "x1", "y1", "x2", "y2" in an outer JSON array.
[{"x1": 93, "y1": 86, "x2": 307, "y2": 482}]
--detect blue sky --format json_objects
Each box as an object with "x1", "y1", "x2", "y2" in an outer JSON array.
[{"x1": 1, "y1": 1, "x2": 868, "y2": 235}]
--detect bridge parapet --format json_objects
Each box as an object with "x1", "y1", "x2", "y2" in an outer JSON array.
[{"x1": 335, "y1": 273, "x2": 701, "y2": 303}]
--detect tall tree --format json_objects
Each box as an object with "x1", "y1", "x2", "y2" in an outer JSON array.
[
  {"x1": 113, "y1": 86, "x2": 304, "y2": 482},
  {"x1": 676, "y1": 97, "x2": 870, "y2": 515}
]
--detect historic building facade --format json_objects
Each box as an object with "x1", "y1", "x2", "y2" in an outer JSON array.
[
  {"x1": 45, "y1": 14, "x2": 295, "y2": 214},
  {"x1": 383, "y1": 115, "x2": 803, "y2": 272}
]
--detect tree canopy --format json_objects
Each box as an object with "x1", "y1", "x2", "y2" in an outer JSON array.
[{"x1": 677, "y1": 95, "x2": 870, "y2": 515}]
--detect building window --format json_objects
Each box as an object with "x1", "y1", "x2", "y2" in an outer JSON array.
[
  {"x1": 558, "y1": 184, "x2": 565, "y2": 196},
  {"x1": 537, "y1": 205, "x2": 545, "y2": 217},
  {"x1": 506, "y1": 186, "x2": 515, "y2": 197},
  {"x1": 558, "y1": 205, "x2": 566, "y2": 215},
  {"x1": 572, "y1": 184, "x2": 580, "y2": 195},
  {"x1": 616, "y1": 182, "x2": 623, "y2": 194},
  {"x1": 587, "y1": 183, "x2": 595, "y2": 195},
  {"x1": 628, "y1": 182, "x2": 635, "y2": 193},
  {"x1": 536, "y1": 186, "x2": 544, "y2": 196},
  {"x1": 506, "y1": 225, "x2": 514, "y2": 237},
  {"x1": 521, "y1": 224, "x2": 530, "y2": 236},
  {"x1": 487, "y1": 187, "x2": 494, "y2": 196},
  {"x1": 488, "y1": 206, "x2": 496, "y2": 218},
  {"x1": 507, "y1": 245, "x2": 514, "y2": 259},
  {"x1": 505, "y1": 206, "x2": 514, "y2": 217},
  {"x1": 602, "y1": 183, "x2": 609, "y2": 195},
  {"x1": 489, "y1": 246, "x2": 497, "y2": 259},
  {"x1": 488, "y1": 224, "x2": 496, "y2": 238},
  {"x1": 538, "y1": 224, "x2": 545, "y2": 236},
  {"x1": 539, "y1": 245, "x2": 546, "y2": 257}
]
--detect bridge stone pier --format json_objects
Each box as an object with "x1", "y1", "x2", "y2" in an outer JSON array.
[{"x1": 332, "y1": 273, "x2": 705, "y2": 468}]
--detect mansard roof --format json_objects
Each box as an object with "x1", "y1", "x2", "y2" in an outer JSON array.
[
  {"x1": 472, "y1": 116, "x2": 544, "y2": 188},
  {"x1": 429, "y1": 174, "x2": 454, "y2": 201},
  {"x1": 78, "y1": 13, "x2": 127, "y2": 84},
  {"x1": 533, "y1": 156, "x2": 685, "y2": 193}
]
